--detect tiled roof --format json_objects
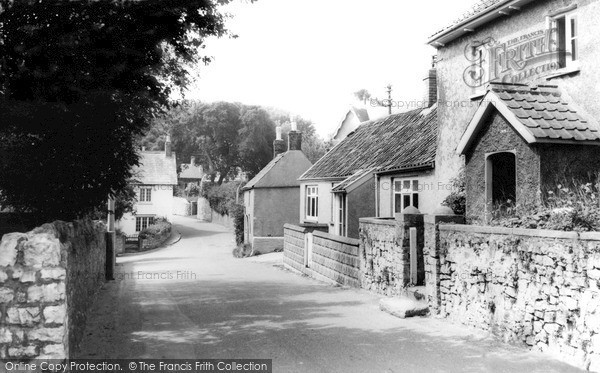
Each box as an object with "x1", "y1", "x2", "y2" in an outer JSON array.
[
  {"x1": 243, "y1": 150, "x2": 312, "y2": 190},
  {"x1": 457, "y1": 83, "x2": 600, "y2": 154},
  {"x1": 179, "y1": 163, "x2": 203, "y2": 179},
  {"x1": 493, "y1": 84, "x2": 600, "y2": 141},
  {"x1": 132, "y1": 151, "x2": 178, "y2": 185},
  {"x1": 331, "y1": 169, "x2": 375, "y2": 193},
  {"x1": 429, "y1": 0, "x2": 506, "y2": 39},
  {"x1": 301, "y1": 106, "x2": 437, "y2": 180},
  {"x1": 352, "y1": 107, "x2": 370, "y2": 123}
]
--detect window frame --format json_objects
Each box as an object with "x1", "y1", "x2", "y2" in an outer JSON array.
[
  {"x1": 393, "y1": 178, "x2": 420, "y2": 214},
  {"x1": 139, "y1": 186, "x2": 152, "y2": 203},
  {"x1": 551, "y1": 10, "x2": 579, "y2": 70},
  {"x1": 305, "y1": 185, "x2": 319, "y2": 221},
  {"x1": 135, "y1": 216, "x2": 155, "y2": 232},
  {"x1": 336, "y1": 193, "x2": 347, "y2": 236}
]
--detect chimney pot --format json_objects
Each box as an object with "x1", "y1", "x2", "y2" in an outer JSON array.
[
  {"x1": 190, "y1": 156, "x2": 196, "y2": 165},
  {"x1": 165, "y1": 135, "x2": 172, "y2": 157},
  {"x1": 276, "y1": 126, "x2": 282, "y2": 140},
  {"x1": 290, "y1": 115, "x2": 297, "y2": 131}
]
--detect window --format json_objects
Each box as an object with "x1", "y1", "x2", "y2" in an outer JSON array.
[
  {"x1": 306, "y1": 186, "x2": 319, "y2": 220},
  {"x1": 135, "y1": 216, "x2": 155, "y2": 232},
  {"x1": 139, "y1": 187, "x2": 152, "y2": 202},
  {"x1": 336, "y1": 194, "x2": 347, "y2": 236},
  {"x1": 486, "y1": 152, "x2": 516, "y2": 209},
  {"x1": 393, "y1": 179, "x2": 420, "y2": 214},
  {"x1": 553, "y1": 12, "x2": 578, "y2": 69}
]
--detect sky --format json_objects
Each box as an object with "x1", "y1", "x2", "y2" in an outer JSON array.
[{"x1": 185, "y1": 0, "x2": 478, "y2": 137}]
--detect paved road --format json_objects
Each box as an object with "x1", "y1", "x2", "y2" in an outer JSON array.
[{"x1": 77, "y1": 216, "x2": 583, "y2": 373}]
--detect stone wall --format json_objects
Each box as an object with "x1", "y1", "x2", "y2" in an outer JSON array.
[
  {"x1": 0, "y1": 220, "x2": 106, "y2": 359},
  {"x1": 283, "y1": 224, "x2": 307, "y2": 274},
  {"x1": 359, "y1": 218, "x2": 401, "y2": 296},
  {"x1": 311, "y1": 231, "x2": 360, "y2": 288},
  {"x1": 435, "y1": 224, "x2": 600, "y2": 371},
  {"x1": 358, "y1": 214, "x2": 425, "y2": 296}
]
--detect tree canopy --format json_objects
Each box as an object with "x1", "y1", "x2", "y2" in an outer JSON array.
[
  {"x1": 0, "y1": 0, "x2": 233, "y2": 223},
  {"x1": 142, "y1": 101, "x2": 330, "y2": 181}
]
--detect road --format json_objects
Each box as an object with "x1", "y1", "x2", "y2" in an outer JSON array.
[{"x1": 76, "y1": 216, "x2": 583, "y2": 373}]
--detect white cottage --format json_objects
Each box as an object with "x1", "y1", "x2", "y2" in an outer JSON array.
[{"x1": 117, "y1": 137, "x2": 178, "y2": 236}]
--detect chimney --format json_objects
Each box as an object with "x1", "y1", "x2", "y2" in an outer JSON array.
[
  {"x1": 190, "y1": 156, "x2": 196, "y2": 165},
  {"x1": 288, "y1": 116, "x2": 302, "y2": 151},
  {"x1": 423, "y1": 57, "x2": 438, "y2": 108},
  {"x1": 165, "y1": 135, "x2": 172, "y2": 157},
  {"x1": 273, "y1": 124, "x2": 286, "y2": 158}
]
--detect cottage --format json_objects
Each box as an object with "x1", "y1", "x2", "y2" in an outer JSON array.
[
  {"x1": 298, "y1": 87, "x2": 437, "y2": 239},
  {"x1": 332, "y1": 106, "x2": 370, "y2": 145},
  {"x1": 178, "y1": 156, "x2": 204, "y2": 190},
  {"x1": 428, "y1": 0, "x2": 600, "y2": 212},
  {"x1": 457, "y1": 82, "x2": 600, "y2": 221},
  {"x1": 117, "y1": 136, "x2": 178, "y2": 237},
  {"x1": 242, "y1": 125, "x2": 312, "y2": 253}
]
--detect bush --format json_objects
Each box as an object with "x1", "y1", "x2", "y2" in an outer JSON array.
[
  {"x1": 442, "y1": 169, "x2": 466, "y2": 215},
  {"x1": 138, "y1": 219, "x2": 171, "y2": 240},
  {"x1": 201, "y1": 181, "x2": 245, "y2": 216},
  {"x1": 233, "y1": 243, "x2": 255, "y2": 258},
  {"x1": 230, "y1": 203, "x2": 245, "y2": 245}
]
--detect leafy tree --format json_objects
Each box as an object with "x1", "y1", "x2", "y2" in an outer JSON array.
[
  {"x1": 238, "y1": 107, "x2": 276, "y2": 179},
  {"x1": 0, "y1": 0, "x2": 232, "y2": 223}
]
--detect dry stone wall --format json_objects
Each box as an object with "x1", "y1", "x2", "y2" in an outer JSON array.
[
  {"x1": 437, "y1": 224, "x2": 600, "y2": 371},
  {"x1": 0, "y1": 220, "x2": 106, "y2": 359}
]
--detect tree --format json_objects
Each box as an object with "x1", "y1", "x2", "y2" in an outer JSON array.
[
  {"x1": 0, "y1": 0, "x2": 233, "y2": 223},
  {"x1": 238, "y1": 107, "x2": 276, "y2": 179}
]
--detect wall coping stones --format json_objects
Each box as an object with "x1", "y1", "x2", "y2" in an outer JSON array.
[
  {"x1": 438, "y1": 223, "x2": 600, "y2": 240},
  {"x1": 313, "y1": 230, "x2": 360, "y2": 246},
  {"x1": 359, "y1": 217, "x2": 396, "y2": 226},
  {"x1": 283, "y1": 224, "x2": 308, "y2": 233}
]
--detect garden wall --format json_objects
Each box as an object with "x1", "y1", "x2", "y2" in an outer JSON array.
[
  {"x1": 283, "y1": 224, "x2": 307, "y2": 275},
  {"x1": 311, "y1": 231, "x2": 360, "y2": 287},
  {"x1": 435, "y1": 224, "x2": 600, "y2": 371},
  {"x1": 0, "y1": 220, "x2": 106, "y2": 359}
]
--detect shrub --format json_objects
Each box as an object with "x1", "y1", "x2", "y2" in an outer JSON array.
[
  {"x1": 233, "y1": 243, "x2": 254, "y2": 258},
  {"x1": 230, "y1": 203, "x2": 245, "y2": 245},
  {"x1": 201, "y1": 181, "x2": 245, "y2": 216},
  {"x1": 138, "y1": 220, "x2": 171, "y2": 240},
  {"x1": 442, "y1": 169, "x2": 466, "y2": 215}
]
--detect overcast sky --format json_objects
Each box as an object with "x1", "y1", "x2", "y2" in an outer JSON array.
[{"x1": 185, "y1": 0, "x2": 478, "y2": 137}]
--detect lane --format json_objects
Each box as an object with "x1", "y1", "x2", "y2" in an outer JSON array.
[{"x1": 76, "y1": 216, "x2": 583, "y2": 373}]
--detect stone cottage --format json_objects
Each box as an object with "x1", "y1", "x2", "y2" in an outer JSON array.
[
  {"x1": 118, "y1": 136, "x2": 177, "y2": 237},
  {"x1": 242, "y1": 125, "x2": 312, "y2": 253},
  {"x1": 428, "y1": 0, "x2": 600, "y2": 212},
  {"x1": 298, "y1": 96, "x2": 437, "y2": 239},
  {"x1": 457, "y1": 82, "x2": 600, "y2": 221}
]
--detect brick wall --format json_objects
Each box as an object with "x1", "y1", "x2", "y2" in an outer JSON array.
[
  {"x1": 434, "y1": 224, "x2": 600, "y2": 371},
  {"x1": 311, "y1": 231, "x2": 360, "y2": 288},
  {"x1": 0, "y1": 220, "x2": 106, "y2": 359}
]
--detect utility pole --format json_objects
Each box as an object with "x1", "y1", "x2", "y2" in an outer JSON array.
[{"x1": 386, "y1": 84, "x2": 393, "y2": 115}]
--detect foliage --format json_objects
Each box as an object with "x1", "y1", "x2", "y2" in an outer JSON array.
[
  {"x1": 185, "y1": 183, "x2": 201, "y2": 197},
  {"x1": 87, "y1": 183, "x2": 137, "y2": 221},
  {"x1": 230, "y1": 203, "x2": 245, "y2": 246},
  {"x1": 0, "y1": 0, "x2": 232, "y2": 224},
  {"x1": 201, "y1": 181, "x2": 244, "y2": 216},
  {"x1": 488, "y1": 177, "x2": 600, "y2": 232},
  {"x1": 233, "y1": 243, "x2": 254, "y2": 258},
  {"x1": 138, "y1": 220, "x2": 171, "y2": 240},
  {"x1": 442, "y1": 169, "x2": 466, "y2": 215},
  {"x1": 143, "y1": 102, "x2": 329, "y2": 181}
]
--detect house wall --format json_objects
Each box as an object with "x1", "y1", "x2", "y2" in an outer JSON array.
[
  {"x1": 435, "y1": 0, "x2": 600, "y2": 208},
  {"x1": 253, "y1": 187, "x2": 300, "y2": 238},
  {"x1": 299, "y1": 181, "x2": 337, "y2": 228},
  {"x1": 346, "y1": 178, "x2": 376, "y2": 239},
  {"x1": 465, "y1": 111, "x2": 541, "y2": 222},
  {"x1": 378, "y1": 171, "x2": 438, "y2": 217},
  {"x1": 333, "y1": 113, "x2": 361, "y2": 143},
  {"x1": 117, "y1": 184, "x2": 174, "y2": 235},
  {"x1": 433, "y1": 224, "x2": 600, "y2": 371},
  {"x1": 243, "y1": 189, "x2": 254, "y2": 242}
]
